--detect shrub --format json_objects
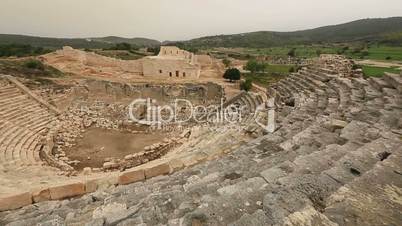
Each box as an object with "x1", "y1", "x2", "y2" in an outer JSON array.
[
  {"x1": 352, "y1": 64, "x2": 362, "y2": 70},
  {"x1": 288, "y1": 48, "x2": 296, "y2": 57},
  {"x1": 0, "y1": 44, "x2": 49, "y2": 57},
  {"x1": 223, "y1": 68, "x2": 241, "y2": 82},
  {"x1": 289, "y1": 67, "x2": 295, "y2": 73},
  {"x1": 361, "y1": 50, "x2": 369, "y2": 57},
  {"x1": 240, "y1": 78, "x2": 253, "y2": 91},
  {"x1": 222, "y1": 58, "x2": 231, "y2": 68},
  {"x1": 24, "y1": 59, "x2": 45, "y2": 70},
  {"x1": 245, "y1": 60, "x2": 267, "y2": 73},
  {"x1": 385, "y1": 56, "x2": 392, "y2": 60}
]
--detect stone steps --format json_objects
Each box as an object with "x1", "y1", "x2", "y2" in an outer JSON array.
[
  {"x1": 383, "y1": 72, "x2": 402, "y2": 93},
  {"x1": 261, "y1": 136, "x2": 401, "y2": 225},
  {"x1": 323, "y1": 147, "x2": 402, "y2": 225},
  {"x1": 0, "y1": 94, "x2": 27, "y2": 105},
  {"x1": 0, "y1": 81, "x2": 55, "y2": 174},
  {"x1": 0, "y1": 87, "x2": 22, "y2": 99}
]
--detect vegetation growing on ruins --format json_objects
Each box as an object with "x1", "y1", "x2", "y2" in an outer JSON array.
[
  {"x1": 0, "y1": 58, "x2": 64, "y2": 83},
  {"x1": 222, "y1": 58, "x2": 231, "y2": 68},
  {"x1": 24, "y1": 59, "x2": 45, "y2": 70},
  {"x1": 240, "y1": 78, "x2": 253, "y2": 91}
]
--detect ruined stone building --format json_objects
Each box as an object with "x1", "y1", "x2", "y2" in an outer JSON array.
[
  {"x1": 42, "y1": 46, "x2": 204, "y2": 80},
  {"x1": 142, "y1": 46, "x2": 201, "y2": 79}
]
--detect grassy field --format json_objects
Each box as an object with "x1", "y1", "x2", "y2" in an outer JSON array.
[
  {"x1": 243, "y1": 73, "x2": 286, "y2": 87},
  {"x1": 246, "y1": 46, "x2": 338, "y2": 58},
  {"x1": 352, "y1": 46, "x2": 402, "y2": 61},
  {"x1": 242, "y1": 64, "x2": 293, "y2": 87},
  {"x1": 361, "y1": 65, "x2": 401, "y2": 78},
  {"x1": 214, "y1": 44, "x2": 402, "y2": 61},
  {"x1": 265, "y1": 64, "x2": 295, "y2": 73}
]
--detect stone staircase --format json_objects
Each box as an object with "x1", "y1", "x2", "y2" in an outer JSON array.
[
  {"x1": 0, "y1": 77, "x2": 65, "y2": 196},
  {"x1": 0, "y1": 66, "x2": 401, "y2": 225}
]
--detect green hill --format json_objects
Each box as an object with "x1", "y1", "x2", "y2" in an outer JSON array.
[
  {"x1": 180, "y1": 17, "x2": 402, "y2": 48},
  {"x1": 89, "y1": 36, "x2": 160, "y2": 47},
  {"x1": 1, "y1": 17, "x2": 401, "y2": 50},
  {"x1": 0, "y1": 34, "x2": 161, "y2": 49}
]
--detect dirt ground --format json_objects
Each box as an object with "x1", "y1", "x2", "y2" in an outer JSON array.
[
  {"x1": 65, "y1": 127, "x2": 166, "y2": 170},
  {"x1": 357, "y1": 59, "x2": 402, "y2": 69}
]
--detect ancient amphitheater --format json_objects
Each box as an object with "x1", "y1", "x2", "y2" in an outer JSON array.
[{"x1": 0, "y1": 51, "x2": 401, "y2": 226}]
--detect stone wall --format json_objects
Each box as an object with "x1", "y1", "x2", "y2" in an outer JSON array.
[
  {"x1": 71, "y1": 80, "x2": 224, "y2": 105},
  {"x1": 141, "y1": 58, "x2": 200, "y2": 79},
  {"x1": 158, "y1": 46, "x2": 193, "y2": 60}
]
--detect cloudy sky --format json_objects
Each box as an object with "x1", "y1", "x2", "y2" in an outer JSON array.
[{"x1": 0, "y1": 0, "x2": 401, "y2": 41}]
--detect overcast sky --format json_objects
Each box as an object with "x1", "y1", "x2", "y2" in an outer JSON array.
[{"x1": 0, "y1": 0, "x2": 401, "y2": 41}]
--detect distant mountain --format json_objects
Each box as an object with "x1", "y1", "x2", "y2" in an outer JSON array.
[
  {"x1": 0, "y1": 34, "x2": 161, "y2": 49},
  {"x1": 181, "y1": 17, "x2": 402, "y2": 48},
  {"x1": 1, "y1": 17, "x2": 401, "y2": 49},
  {"x1": 89, "y1": 36, "x2": 160, "y2": 47}
]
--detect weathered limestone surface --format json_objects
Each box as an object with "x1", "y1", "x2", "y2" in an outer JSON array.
[
  {"x1": 49, "y1": 183, "x2": 86, "y2": 200},
  {"x1": 0, "y1": 56, "x2": 401, "y2": 226},
  {"x1": 0, "y1": 193, "x2": 32, "y2": 211}
]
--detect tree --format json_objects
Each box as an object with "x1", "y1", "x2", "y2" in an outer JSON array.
[
  {"x1": 223, "y1": 68, "x2": 241, "y2": 82},
  {"x1": 316, "y1": 49, "x2": 322, "y2": 56},
  {"x1": 240, "y1": 78, "x2": 253, "y2": 91},
  {"x1": 256, "y1": 62, "x2": 267, "y2": 72},
  {"x1": 24, "y1": 59, "x2": 45, "y2": 70},
  {"x1": 222, "y1": 58, "x2": 231, "y2": 68},
  {"x1": 245, "y1": 60, "x2": 258, "y2": 73},
  {"x1": 148, "y1": 46, "x2": 161, "y2": 55},
  {"x1": 107, "y1": 42, "x2": 134, "y2": 51},
  {"x1": 288, "y1": 48, "x2": 296, "y2": 57},
  {"x1": 245, "y1": 59, "x2": 267, "y2": 73}
]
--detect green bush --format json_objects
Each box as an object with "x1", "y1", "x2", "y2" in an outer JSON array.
[
  {"x1": 223, "y1": 68, "x2": 241, "y2": 82},
  {"x1": 0, "y1": 44, "x2": 49, "y2": 57},
  {"x1": 289, "y1": 67, "x2": 295, "y2": 73},
  {"x1": 244, "y1": 60, "x2": 267, "y2": 73},
  {"x1": 24, "y1": 59, "x2": 45, "y2": 70},
  {"x1": 240, "y1": 78, "x2": 253, "y2": 91},
  {"x1": 288, "y1": 48, "x2": 296, "y2": 57},
  {"x1": 222, "y1": 58, "x2": 231, "y2": 68},
  {"x1": 352, "y1": 64, "x2": 361, "y2": 70}
]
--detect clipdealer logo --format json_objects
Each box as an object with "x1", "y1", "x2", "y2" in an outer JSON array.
[{"x1": 128, "y1": 98, "x2": 270, "y2": 130}]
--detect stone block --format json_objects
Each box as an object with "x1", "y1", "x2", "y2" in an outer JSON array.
[
  {"x1": 85, "y1": 179, "x2": 99, "y2": 193},
  {"x1": 49, "y1": 183, "x2": 85, "y2": 200},
  {"x1": 118, "y1": 169, "x2": 145, "y2": 185},
  {"x1": 144, "y1": 162, "x2": 171, "y2": 179},
  {"x1": 181, "y1": 153, "x2": 208, "y2": 167},
  {"x1": 260, "y1": 167, "x2": 286, "y2": 184},
  {"x1": 329, "y1": 119, "x2": 348, "y2": 130},
  {"x1": 32, "y1": 188, "x2": 51, "y2": 203},
  {"x1": 0, "y1": 192, "x2": 32, "y2": 211},
  {"x1": 169, "y1": 158, "x2": 184, "y2": 172}
]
